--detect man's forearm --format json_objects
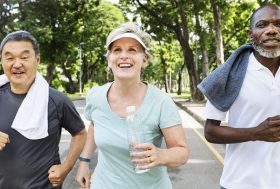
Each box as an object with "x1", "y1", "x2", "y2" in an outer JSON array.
[{"x1": 62, "y1": 129, "x2": 87, "y2": 172}]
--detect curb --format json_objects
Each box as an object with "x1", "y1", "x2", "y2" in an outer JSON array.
[{"x1": 174, "y1": 101, "x2": 206, "y2": 127}]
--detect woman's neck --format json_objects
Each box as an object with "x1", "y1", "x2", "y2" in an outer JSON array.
[
  {"x1": 112, "y1": 79, "x2": 143, "y2": 97},
  {"x1": 107, "y1": 79, "x2": 147, "y2": 118}
]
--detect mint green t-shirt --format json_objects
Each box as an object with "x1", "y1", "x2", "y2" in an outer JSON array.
[{"x1": 85, "y1": 82, "x2": 182, "y2": 189}]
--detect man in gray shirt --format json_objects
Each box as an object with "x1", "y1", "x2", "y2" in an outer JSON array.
[{"x1": 0, "y1": 30, "x2": 86, "y2": 188}]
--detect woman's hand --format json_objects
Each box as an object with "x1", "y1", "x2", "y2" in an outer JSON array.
[
  {"x1": 131, "y1": 125, "x2": 189, "y2": 169},
  {"x1": 130, "y1": 143, "x2": 166, "y2": 170},
  {"x1": 75, "y1": 162, "x2": 91, "y2": 189}
]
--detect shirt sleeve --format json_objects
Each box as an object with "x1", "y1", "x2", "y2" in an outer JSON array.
[
  {"x1": 159, "y1": 95, "x2": 182, "y2": 129},
  {"x1": 61, "y1": 96, "x2": 85, "y2": 135},
  {"x1": 203, "y1": 100, "x2": 227, "y2": 121},
  {"x1": 85, "y1": 86, "x2": 99, "y2": 121}
]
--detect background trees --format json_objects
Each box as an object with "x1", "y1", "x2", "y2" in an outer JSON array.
[
  {"x1": 0, "y1": 0, "x2": 124, "y2": 93},
  {"x1": 0, "y1": 0, "x2": 278, "y2": 100}
]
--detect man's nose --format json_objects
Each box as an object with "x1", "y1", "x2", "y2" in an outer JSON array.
[
  {"x1": 13, "y1": 58, "x2": 23, "y2": 68},
  {"x1": 266, "y1": 24, "x2": 279, "y2": 36}
]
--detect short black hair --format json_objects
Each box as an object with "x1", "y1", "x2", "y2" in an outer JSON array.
[
  {"x1": 250, "y1": 4, "x2": 280, "y2": 29},
  {"x1": 0, "y1": 30, "x2": 40, "y2": 57}
]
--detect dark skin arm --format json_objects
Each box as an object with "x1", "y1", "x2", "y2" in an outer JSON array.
[{"x1": 204, "y1": 115, "x2": 280, "y2": 144}]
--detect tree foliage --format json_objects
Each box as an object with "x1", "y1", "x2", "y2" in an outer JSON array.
[
  {"x1": 0, "y1": 0, "x2": 278, "y2": 98},
  {"x1": 0, "y1": 0, "x2": 125, "y2": 93}
]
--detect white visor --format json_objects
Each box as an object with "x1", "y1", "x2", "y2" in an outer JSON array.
[{"x1": 106, "y1": 33, "x2": 148, "y2": 50}]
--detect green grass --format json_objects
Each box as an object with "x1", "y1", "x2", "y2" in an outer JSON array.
[
  {"x1": 171, "y1": 92, "x2": 191, "y2": 100},
  {"x1": 67, "y1": 93, "x2": 85, "y2": 100}
]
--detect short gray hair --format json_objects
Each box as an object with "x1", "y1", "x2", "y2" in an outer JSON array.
[
  {"x1": 105, "y1": 22, "x2": 152, "y2": 59},
  {"x1": 250, "y1": 4, "x2": 280, "y2": 29},
  {"x1": 0, "y1": 30, "x2": 40, "y2": 57}
]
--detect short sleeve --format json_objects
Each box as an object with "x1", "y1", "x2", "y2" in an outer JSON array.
[
  {"x1": 203, "y1": 100, "x2": 227, "y2": 121},
  {"x1": 85, "y1": 86, "x2": 99, "y2": 121},
  {"x1": 61, "y1": 96, "x2": 85, "y2": 135},
  {"x1": 159, "y1": 95, "x2": 182, "y2": 129}
]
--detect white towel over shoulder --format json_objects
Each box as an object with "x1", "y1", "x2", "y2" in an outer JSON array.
[{"x1": 0, "y1": 72, "x2": 49, "y2": 140}]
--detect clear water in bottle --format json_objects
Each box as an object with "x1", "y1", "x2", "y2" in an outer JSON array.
[{"x1": 126, "y1": 106, "x2": 150, "y2": 174}]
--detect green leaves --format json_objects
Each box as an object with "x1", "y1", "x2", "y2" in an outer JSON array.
[{"x1": 0, "y1": 0, "x2": 124, "y2": 93}]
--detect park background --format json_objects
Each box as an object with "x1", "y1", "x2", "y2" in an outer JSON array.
[{"x1": 0, "y1": 0, "x2": 279, "y2": 99}]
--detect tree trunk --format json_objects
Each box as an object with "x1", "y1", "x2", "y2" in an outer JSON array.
[
  {"x1": 46, "y1": 63, "x2": 55, "y2": 84},
  {"x1": 194, "y1": 10, "x2": 209, "y2": 78},
  {"x1": 169, "y1": 71, "x2": 173, "y2": 93},
  {"x1": 46, "y1": 9, "x2": 58, "y2": 85},
  {"x1": 134, "y1": 0, "x2": 204, "y2": 101},
  {"x1": 176, "y1": 0, "x2": 204, "y2": 101},
  {"x1": 61, "y1": 56, "x2": 77, "y2": 94},
  {"x1": 210, "y1": 0, "x2": 224, "y2": 65},
  {"x1": 46, "y1": 41, "x2": 56, "y2": 85},
  {"x1": 159, "y1": 42, "x2": 169, "y2": 93},
  {"x1": 202, "y1": 49, "x2": 209, "y2": 77},
  {"x1": 177, "y1": 64, "x2": 185, "y2": 95},
  {"x1": 184, "y1": 48, "x2": 204, "y2": 101}
]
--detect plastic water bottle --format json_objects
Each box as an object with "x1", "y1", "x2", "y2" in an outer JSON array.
[{"x1": 126, "y1": 106, "x2": 150, "y2": 174}]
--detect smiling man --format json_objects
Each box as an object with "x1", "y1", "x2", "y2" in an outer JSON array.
[
  {"x1": 0, "y1": 31, "x2": 86, "y2": 189},
  {"x1": 198, "y1": 4, "x2": 280, "y2": 189}
]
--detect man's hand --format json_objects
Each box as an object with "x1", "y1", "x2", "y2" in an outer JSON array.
[
  {"x1": 253, "y1": 115, "x2": 280, "y2": 142},
  {"x1": 0, "y1": 132, "x2": 9, "y2": 151},
  {"x1": 48, "y1": 164, "x2": 69, "y2": 187}
]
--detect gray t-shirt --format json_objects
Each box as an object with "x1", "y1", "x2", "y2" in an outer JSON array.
[{"x1": 0, "y1": 83, "x2": 85, "y2": 189}]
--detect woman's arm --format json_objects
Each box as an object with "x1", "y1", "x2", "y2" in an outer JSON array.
[
  {"x1": 160, "y1": 124, "x2": 189, "y2": 167},
  {"x1": 75, "y1": 122, "x2": 96, "y2": 189}
]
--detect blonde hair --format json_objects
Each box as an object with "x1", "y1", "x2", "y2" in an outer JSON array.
[{"x1": 105, "y1": 22, "x2": 152, "y2": 60}]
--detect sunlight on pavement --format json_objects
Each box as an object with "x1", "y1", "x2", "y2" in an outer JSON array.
[
  {"x1": 178, "y1": 108, "x2": 224, "y2": 165},
  {"x1": 179, "y1": 109, "x2": 202, "y2": 129},
  {"x1": 187, "y1": 159, "x2": 217, "y2": 164}
]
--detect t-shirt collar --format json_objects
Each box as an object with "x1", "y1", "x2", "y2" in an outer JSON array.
[{"x1": 248, "y1": 52, "x2": 267, "y2": 71}]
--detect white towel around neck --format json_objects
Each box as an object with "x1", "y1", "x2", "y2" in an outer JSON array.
[{"x1": 0, "y1": 72, "x2": 49, "y2": 140}]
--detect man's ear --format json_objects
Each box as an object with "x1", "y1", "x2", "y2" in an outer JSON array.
[{"x1": 36, "y1": 54, "x2": 40, "y2": 65}]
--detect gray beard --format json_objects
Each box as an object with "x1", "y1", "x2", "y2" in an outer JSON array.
[{"x1": 253, "y1": 42, "x2": 280, "y2": 58}]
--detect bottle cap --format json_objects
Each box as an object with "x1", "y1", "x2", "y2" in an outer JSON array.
[{"x1": 126, "y1": 106, "x2": 136, "y2": 113}]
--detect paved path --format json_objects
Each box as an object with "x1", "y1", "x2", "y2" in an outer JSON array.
[{"x1": 60, "y1": 98, "x2": 226, "y2": 189}]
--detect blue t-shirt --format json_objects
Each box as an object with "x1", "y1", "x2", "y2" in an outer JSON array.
[{"x1": 85, "y1": 82, "x2": 182, "y2": 189}]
